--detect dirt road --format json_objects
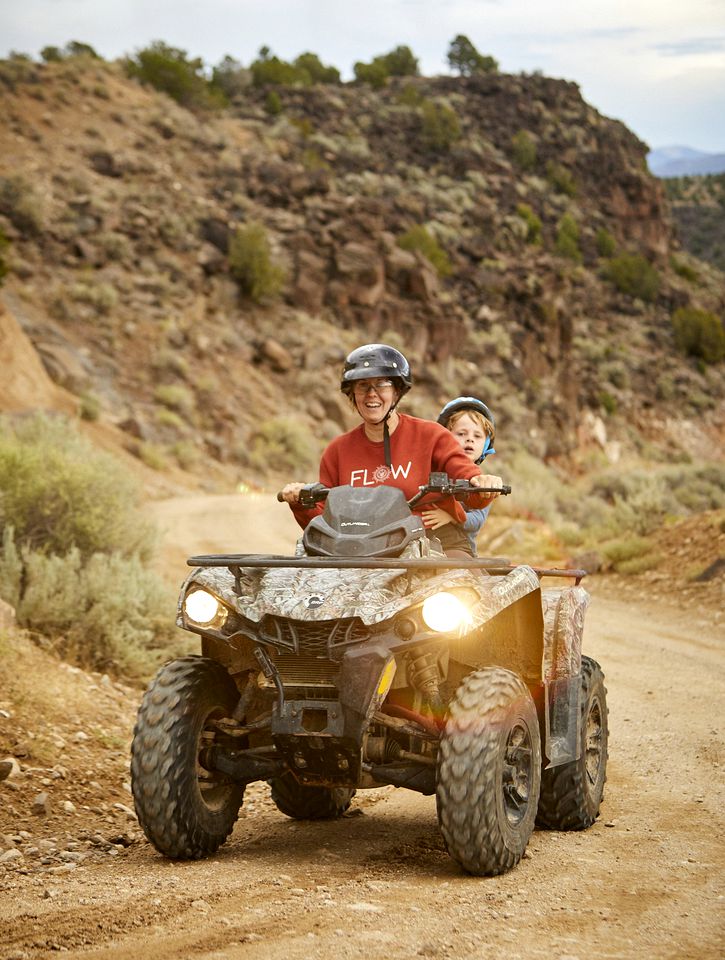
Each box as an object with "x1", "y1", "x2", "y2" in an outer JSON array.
[{"x1": 1, "y1": 494, "x2": 723, "y2": 960}]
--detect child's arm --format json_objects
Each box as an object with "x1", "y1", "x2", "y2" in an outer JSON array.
[{"x1": 461, "y1": 505, "x2": 490, "y2": 534}]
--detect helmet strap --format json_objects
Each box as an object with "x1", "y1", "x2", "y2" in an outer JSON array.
[
  {"x1": 382, "y1": 397, "x2": 402, "y2": 468},
  {"x1": 475, "y1": 440, "x2": 495, "y2": 465}
]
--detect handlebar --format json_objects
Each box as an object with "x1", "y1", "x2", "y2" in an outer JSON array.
[
  {"x1": 276, "y1": 482, "x2": 330, "y2": 508},
  {"x1": 277, "y1": 475, "x2": 510, "y2": 509}
]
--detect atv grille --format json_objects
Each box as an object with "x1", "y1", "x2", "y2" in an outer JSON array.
[
  {"x1": 259, "y1": 616, "x2": 368, "y2": 651},
  {"x1": 271, "y1": 651, "x2": 339, "y2": 687},
  {"x1": 259, "y1": 617, "x2": 368, "y2": 688}
]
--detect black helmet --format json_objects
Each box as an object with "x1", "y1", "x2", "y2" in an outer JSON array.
[
  {"x1": 437, "y1": 396, "x2": 496, "y2": 463},
  {"x1": 340, "y1": 343, "x2": 412, "y2": 395}
]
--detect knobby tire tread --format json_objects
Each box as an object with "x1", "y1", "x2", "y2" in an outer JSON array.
[
  {"x1": 536, "y1": 655, "x2": 609, "y2": 830},
  {"x1": 436, "y1": 667, "x2": 541, "y2": 877},
  {"x1": 270, "y1": 772, "x2": 355, "y2": 820},
  {"x1": 131, "y1": 655, "x2": 244, "y2": 859}
]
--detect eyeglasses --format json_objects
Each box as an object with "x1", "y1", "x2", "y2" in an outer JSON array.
[{"x1": 353, "y1": 379, "x2": 394, "y2": 395}]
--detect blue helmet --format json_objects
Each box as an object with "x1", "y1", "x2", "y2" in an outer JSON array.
[{"x1": 437, "y1": 396, "x2": 496, "y2": 463}]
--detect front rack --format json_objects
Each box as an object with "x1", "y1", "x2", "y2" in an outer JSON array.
[{"x1": 187, "y1": 554, "x2": 586, "y2": 584}]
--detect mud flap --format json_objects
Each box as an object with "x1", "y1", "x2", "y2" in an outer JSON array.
[{"x1": 544, "y1": 675, "x2": 581, "y2": 768}]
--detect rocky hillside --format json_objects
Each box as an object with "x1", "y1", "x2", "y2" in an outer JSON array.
[
  {"x1": 0, "y1": 55, "x2": 723, "y2": 489},
  {"x1": 662, "y1": 173, "x2": 725, "y2": 273}
]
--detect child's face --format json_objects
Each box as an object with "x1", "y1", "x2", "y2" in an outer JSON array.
[{"x1": 451, "y1": 413, "x2": 487, "y2": 462}]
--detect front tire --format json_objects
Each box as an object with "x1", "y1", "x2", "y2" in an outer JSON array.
[
  {"x1": 436, "y1": 667, "x2": 541, "y2": 876},
  {"x1": 131, "y1": 656, "x2": 244, "y2": 859},
  {"x1": 270, "y1": 771, "x2": 355, "y2": 820},
  {"x1": 536, "y1": 656, "x2": 609, "y2": 830}
]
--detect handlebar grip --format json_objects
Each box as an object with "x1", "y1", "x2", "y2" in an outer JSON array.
[{"x1": 501, "y1": 484, "x2": 512, "y2": 496}]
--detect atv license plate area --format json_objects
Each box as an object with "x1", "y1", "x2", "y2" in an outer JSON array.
[{"x1": 273, "y1": 699, "x2": 359, "y2": 785}]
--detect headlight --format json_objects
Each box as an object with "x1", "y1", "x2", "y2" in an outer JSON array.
[
  {"x1": 183, "y1": 589, "x2": 227, "y2": 627},
  {"x1": 421, "y1": 592, "x2": 472, "y2": 633}
]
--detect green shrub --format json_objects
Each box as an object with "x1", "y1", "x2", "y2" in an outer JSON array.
[
  {"x1": 516, "y1": 203, "x2": 542, "y2": 244},
  {"x1": 137, "y1": 442, "x2": 167, "y2": 471},
  {"x1": 602, "y1": 535, "x2": 653, "y2": 565},
  {"x1": 248, "y1": 417, "x2": 316, "y2": 474},
  {"x1": 555, "y1": 213, "x2": 582, "y2": 262},
  {"x1": 171, "y1": 441, "x2": 201, "y2": 471},
  {"x1": 293, "y1": 52, "x2": 340, "y2": 84},
  {"x1": 672, "y1": 307, "x2": 725, "y2": 363},
  {"x1": 125, "y1": 41, "x2": 222, "y2": 110},
  {"x1": 210, "y1": 55, "x2": 249, "y2": 100},
  {"x1": 353, "y1": 59, "x2": 389, "y2": 88},
  {"x1": 0, "y1": 175, "x2": 45, "y2": 235},
  {"x1": 397, "y1": 225, "x2": 452, "y2": 276},
  {"x1": 78, "y1": 392, "x2": 101, "y2": 421},
  {"x1": 40, "y1": 45, "x2": 63, "y2": 63},
  {"x1": 0, "y1": 534, "x2": 175, "y2": 676},
  {"x1": 69, "y1": 280, "x2": 118, "y2": 315},
  {"x1": 598, "y1": 391, "x2": 617, "y2": 415},
  {"x1": 447, "y1": 35, "x2": 498, "y2": 76},
  {"x1": 64, "y1": 41, "x2": 101, "y2": 59},
  {"x1": 511, "y1": 130, "x2": 537, "y2": 171},
  {"x1": 596, "y1": 228, "x2": 617, "y2": 257},
  {"x1": 381, "y1": 45, "x2": 419, "y2": 77},
  {"x1": 603, "y1": 252, "x2": 660, "y2": 302},
  {"x1": 420, "y1": 99, "x2": 461, "y2": 152},
  {"x1": 614, "y1": 551, "x2": 663, "y2": 575},
  {"x1": 250, "y1": 47, "x2": 309, "y2": 87},
  {"x1": 228, "y1": 223, "x2": 285, "y2": 302},
  {"x1": 155, "y1": 407, "x2": 186, "y2": 432},
  {"x1": 354, "y1": 45, "x2": 417, "y2": 86},
  {"x1": 546, "y1": 161, "x2": 577, "y2": 197},
  {"x1": 154, "y1": 384, "x2": 196, "y2": 417},
  {"x1": 291, "y1": 116, "x2": 314, "y2": 139},
  {"x1": 41, "y1": 41, "x2": 101, "y2": 62},
  {"x1": 0, "y1": 414, "x2": 155, "y2": 561},
  {"x1": 602, "y1": 536, "x2": 661, "y2": 573},
  {"x1": 396, "y1": 83, "x2": 423, "y2": 107},
  {"x1": 670, "y1": 255, "x2": 699, "y2": 283},
  {"x1": 592, "y1": 471, "x2": 670, "y2": 537},
  {"x1": 265, "y1": 90, "x2": 283, "y2": 115}
]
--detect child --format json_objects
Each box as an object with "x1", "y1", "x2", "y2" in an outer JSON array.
[{"x1": 422, "y1": 397, "x2": 496, "y2": 557}]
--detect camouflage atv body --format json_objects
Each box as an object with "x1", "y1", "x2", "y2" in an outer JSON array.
[{"x1": 131, "y1": 479, "x2": 608, "y2": 876}]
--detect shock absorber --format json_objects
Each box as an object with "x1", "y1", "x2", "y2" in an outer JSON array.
[{"x1": 406, "y1": 650, "x2": 443, "y2": 716}]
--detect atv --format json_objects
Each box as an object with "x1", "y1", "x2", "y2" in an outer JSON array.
[{"x1": 131, "y1": 475, "x2": 608, "y2": 876}]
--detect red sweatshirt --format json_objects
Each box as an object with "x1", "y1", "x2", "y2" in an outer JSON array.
[{"x1": 291, "y1": 413, "x2": 493, "y2": 529}]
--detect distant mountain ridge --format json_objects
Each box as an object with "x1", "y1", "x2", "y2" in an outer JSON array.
[{"x1": 649, "y1": 146, "x2": 725, "y2": 178}]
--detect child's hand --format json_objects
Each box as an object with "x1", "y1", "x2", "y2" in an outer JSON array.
[{"x1": 421, "y1": 506, "x2": 453, "y2": 530}]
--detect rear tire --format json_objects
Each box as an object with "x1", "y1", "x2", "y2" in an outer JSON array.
[
  {"x1": 270, "y1": 771, "x2": 355, "y2": 820},
  {"x1": 436, "y1": 667, "x2": 541, "y2": 876},
  {"x1": 536, "y1": 656, "x2": 608, "y2": 830},
  {"x1": 131, "y1": 656, "x2": 244, "y2": 859}
]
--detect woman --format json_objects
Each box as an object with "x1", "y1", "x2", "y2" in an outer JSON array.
[{"x1": 280, "y1": 344, "x2": 504, "y2": 552}]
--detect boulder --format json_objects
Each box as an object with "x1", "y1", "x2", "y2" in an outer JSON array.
[
  {"x1": 258, "y1": 338, "x2": 294, "y2": 373},
  {"x1": 0, "y1": 758, "x2": 21, "y2": 782},
  {"x1": 31, "y1": 792, "x2": 51, "y2": 817},
  {"x1": 335, "y1": 242, "x2": 385, "y2": 306}
]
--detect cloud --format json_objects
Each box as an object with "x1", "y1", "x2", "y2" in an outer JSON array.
[{"x1": 653, "y1": 37, "x2": 725, "y2": 56}]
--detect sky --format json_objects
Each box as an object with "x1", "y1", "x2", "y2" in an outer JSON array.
[{"x1": 2, "y1": 0, "x2": 724, "y2": 153}]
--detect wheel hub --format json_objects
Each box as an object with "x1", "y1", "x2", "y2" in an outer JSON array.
[{"x1": 502, "y1": 722, "x2": 533, "y2": 826}]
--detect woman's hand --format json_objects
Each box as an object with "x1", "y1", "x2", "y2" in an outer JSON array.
[
  {"x1": 279, "y1": 482, "x2": 307, "y2": 504},
  {"x1": 421, "y1": 506, "x2": 453, "y2": 530}
]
